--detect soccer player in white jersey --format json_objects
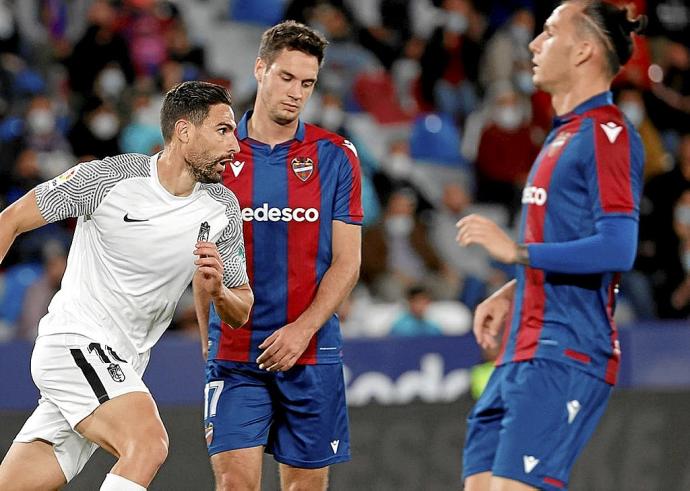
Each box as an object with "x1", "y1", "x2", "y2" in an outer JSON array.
[{"x1": 0, "y1": 81, "x2": 253, "y2": 491}]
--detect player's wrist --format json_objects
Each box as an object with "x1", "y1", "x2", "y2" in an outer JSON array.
[{"x1": 515, "y1": 243, "x2": 530, "y2": 266}]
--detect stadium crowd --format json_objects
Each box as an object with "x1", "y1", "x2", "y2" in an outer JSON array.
[{"x1": 0, "y1": 0, "x2": 689, "y2": 342}]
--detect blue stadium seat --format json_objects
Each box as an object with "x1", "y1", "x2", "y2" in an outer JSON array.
[
  {"x1": 409, "y1": 113, "x2": 467, "y2": 167},
  {"x1": 229, "y1": 0, "x2": 284, "y2": 26}
]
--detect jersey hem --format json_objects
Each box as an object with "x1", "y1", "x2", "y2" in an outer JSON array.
[{"x1": 498, "y1": 352, "x2": 615, "y2": 385}]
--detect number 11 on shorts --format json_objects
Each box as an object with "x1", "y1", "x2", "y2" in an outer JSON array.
[{"x1": 204, "y1": 380, "x2": 224, "y2": 419}]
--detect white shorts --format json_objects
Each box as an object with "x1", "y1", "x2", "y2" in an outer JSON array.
[{"x1": 14, "y1": 334, "x2": 150, "y2": 482}]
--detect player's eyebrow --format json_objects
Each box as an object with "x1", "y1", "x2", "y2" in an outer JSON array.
[
  {"x1": 279, "y1": 68, "x2": 317, "y2": 85},
  {"x1": 217, "y1": 121, "x2": 236, "y2": 131}
]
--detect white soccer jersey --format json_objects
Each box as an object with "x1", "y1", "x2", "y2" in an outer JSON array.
[{"x1": 34, "y1": 153, "x2": 248, "y2": 359}]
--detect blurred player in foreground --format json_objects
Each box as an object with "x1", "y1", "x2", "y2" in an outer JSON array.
[
  {"x1": 196, "y1": 21, "x2": 362, "y2": 490},
  {"x1": 456, "y1": 1, "x2": 645, "y2": 489},
  {"x1": 0, "y1": 81, "x2": 252, "y2": 491}
]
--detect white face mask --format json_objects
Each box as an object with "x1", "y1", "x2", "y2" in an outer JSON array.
[
  {"x1": 27, "y1": 108, "x2": 56, "y2": 135},
  {"x1": 509, "y1": 24, "x2": 532, "y2": 44},
  {"x1": 515, "y1": 70, "x2": 535, "y2": 95},
  {"x1": 494, "y1": 106, "x2": 523, "y2": 130},
  {"x1": 385, "y1": 215, "x2": 413, "y2": 236},
  {"x1": 99, "y1": 68, "x2": 126, "y2": 97},
  {"x1": 89, "y1": 112, "x2": 119, "y2": 140},
  {"x1": 675, "y1": 205, "x2": 690, "y2": 226},
  {"x1": 619, "y1": 101, "x2": 644, "y2": 127},
  {"x1": 321, "y1": 106, "x2": 344, "y2": 131},
  {"x1": 445, "y1": 13, "x2": 468, "y2": 34},
  {"x1": 387, "y1": 153, "x2": 413, "y2": 179}
]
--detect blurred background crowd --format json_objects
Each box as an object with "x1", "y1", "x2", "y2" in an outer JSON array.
[{"x1": 0, "y1": 0, "x2": 689, "y2": 344}]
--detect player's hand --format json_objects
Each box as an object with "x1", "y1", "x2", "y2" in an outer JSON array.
[
  {"x1": 256, "y1": 322, "x2": 313, "y2": 372},
  {"x1": 456, "y1": 214, "x2": 517, "y2": 264},
  {"x1": 473, "y1": 291, "x2": 512, "y2": 351},
  {"x1": 194, "y1": 241, "x2": 224, "y2": 298}
]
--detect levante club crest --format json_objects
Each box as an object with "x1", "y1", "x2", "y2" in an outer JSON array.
[{"x1": 292, "y1": 157, "x2": 314, "y2": 182}]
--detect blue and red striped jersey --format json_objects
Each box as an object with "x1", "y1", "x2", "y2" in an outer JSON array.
[
  {"x1": 497, "y1": 92, "x2": 644, "y2": 385},
  {"x1": 208, "y1": 112, "x2": 363, "y2": 365}
]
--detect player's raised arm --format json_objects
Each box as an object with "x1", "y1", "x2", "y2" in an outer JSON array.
[{"x1": 0, "y1": 190, "x2": 48, "y2": 264}]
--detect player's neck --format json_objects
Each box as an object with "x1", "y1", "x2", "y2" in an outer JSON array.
[
  {"x1": 550, "y1": 75, "x2": 611, "y2": 116},
  {"x1": 248, "y1": 107, "x2": 299, "y2": 148},
  {"x1": 156, "y1": 149, "x2": 196, "y2": 197}
]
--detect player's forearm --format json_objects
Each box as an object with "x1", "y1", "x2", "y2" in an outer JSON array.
[
  {"x1": 492, "y1": 279, "x2": 517, "y2": 302},
  {"x1": 193, "y1": 275, "x2": 211, "y2": 359},
  {"x1": 296, "y1": 255, "x2": 360, "y2": 336},
  {"x1": 212, "y1": 284, "x2": 253, "y2": 329},
  {"x1": 525, "y1": 216, "x2": 638, "y2": 274}
]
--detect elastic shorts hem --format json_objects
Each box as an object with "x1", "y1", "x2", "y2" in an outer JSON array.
[
  {"x1": 493, "y1": 469, "x2": 565, "y2": 491},
  {"x1": 462, "y1": 465, "x2": 493, "y2": 481},
  {"x1": 207, "y1": 440, "x2": 266, "y2": 458},
  {"x1": 271, "y1": 452, "x2": 352, "y2": 469}
]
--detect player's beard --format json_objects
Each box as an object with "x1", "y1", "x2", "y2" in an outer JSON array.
[{"x1": 184, "y1": 153, "x2": 224, "y2": 184}]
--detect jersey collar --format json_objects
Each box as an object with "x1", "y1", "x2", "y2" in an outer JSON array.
[
  {"x1": 237, "y1": 111, "x2": 306, "y2": 142},
  {"x1": 553, "y1": 91, "x2": 613, "y2": 127}
]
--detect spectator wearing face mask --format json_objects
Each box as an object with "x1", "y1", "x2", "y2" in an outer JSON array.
[
  {"x1": 474, "y1": 82, "x2": 541, "y2": 220},
  {"x1": 361, "y1": 188, "x2": 458, "y2": 302},
  {"x1": 417, "y1": 0, "x2": 484, "y2": 119},
  {"x1": 617, "y1": 85, "x2": 670, "y2": 180},
  {"x1": 68, "y1": 97, "x2": 122, "y2": 160},
  {"x1": 479, "y1": 8, "x2": 535, "y2": 96}
]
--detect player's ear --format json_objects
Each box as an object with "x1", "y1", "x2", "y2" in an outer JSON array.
[
  {"x1": 174, "y1": 119, "x2": 191, "y2": 144},
  {"x1": 574, "y1": 39, "x2": 594, "y2": 67},
  {"x1": 254, "y1": 57, "x2": 266, "y2": 83}
]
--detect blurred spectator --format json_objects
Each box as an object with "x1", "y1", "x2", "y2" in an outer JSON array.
[
  {"x1": 638, "y1": 132, "x2": 690, "y2": 318},
  {"x1": 478, "y1": 7, "x2": 535, "y2": 94},
  {"x1": 474, "y1": 82, "x2": 540, "y2": 218},
  {"x1": 670, "y1": 190, "x2": 690, "y2": 317},
  {"x1": 361, "y1": 188, "x2": 458, "y2": 301},
  {"x1": 417, "y1": 0, "x2": 484, "y2": 119},
  {"x1": 648, "y1": 41, "x2": 690, "y2": 137},
  {"x1": 14, "y1": 0, "x2": 91, "y2": 68},
  {"x1": 68, "y1": 96, "x2": 122, "y2": 160},
  {"x1": 429, "y1": 181, "x2": 509, "y2": 309},
  {"x1": 65, "y1": 0, "x2": 135, "y2": 97},
  {"x1": 119, "y1": 90, "x2": 163, "y2": 155},
  {"x1": 389, "y1": 285, "x2": 443, "y2": 336},
  {"x1": 17, "y1": 240, "x2": 67, "y2": 340},
  {"x1": 617, "y1": 85, "x2": 671, "y2": 180}
]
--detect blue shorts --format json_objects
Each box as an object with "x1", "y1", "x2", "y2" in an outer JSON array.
[
  {"x1": 463, "y1": 359, "x2": 612, "y2": 490},
  {"x1": 204, "y1": 360, "x2": 350, "y2": 469}
]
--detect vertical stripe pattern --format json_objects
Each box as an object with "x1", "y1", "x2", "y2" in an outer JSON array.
[{"x1": 70, "y1": 348, "x2": 109, "y2": 403}]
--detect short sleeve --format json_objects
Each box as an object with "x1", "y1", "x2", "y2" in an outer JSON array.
[
  {"x1": 332, "y1": 139, "x2": 364, "y2": 224},
  {"x1": 34, "y1": 160, "x2": 107, "y2": 222},
  {"x1": 584, "y1": 117, "x2": 644, "y2": 220},
  {"x1": 217, "y1": 194, "x2": 249, "y2": 288}
]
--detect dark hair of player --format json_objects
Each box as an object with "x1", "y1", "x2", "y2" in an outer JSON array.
[
  {"x1": 571, "y1": 0, "x2": 647, "y2": 76},
  {"x1": 160, "y1": 81, "x2": 232, "y2": 143},
  {"x1": 258, "y1": 20, "x2": 329, "y2": 68}
]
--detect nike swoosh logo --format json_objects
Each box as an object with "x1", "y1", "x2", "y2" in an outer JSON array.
[{"x1": 123, "y1": 213, "x2": 149, "y2": 223}]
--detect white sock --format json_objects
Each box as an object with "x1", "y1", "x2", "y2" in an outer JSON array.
[{"x1": 100, "y1": 473, "x2": 147, "y2": 491}]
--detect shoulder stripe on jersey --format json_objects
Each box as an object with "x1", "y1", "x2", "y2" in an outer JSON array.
[
  {"x1": 35, "y1": 153, "x2": 150, "y2": 223},
  {"x1": 286, "y1": 138, "x2": 320, "y2": 363},
  {"x1": 514, "y1": 119, "x2": 583, "y2": 361},
  {"x1": 587, "y1": 107, "x2": 635, "y2": 213}
]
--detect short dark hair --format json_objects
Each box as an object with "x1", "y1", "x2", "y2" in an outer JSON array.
[
  {"x1": 160, "y1": 81, "x2": 232, "y2": 142},
  {"x1": 258, "y1": 20, "x2": 328, "y2": 68},
  {"x1": 570, "y1": 0, "x2": 647, "y2": 76}
]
